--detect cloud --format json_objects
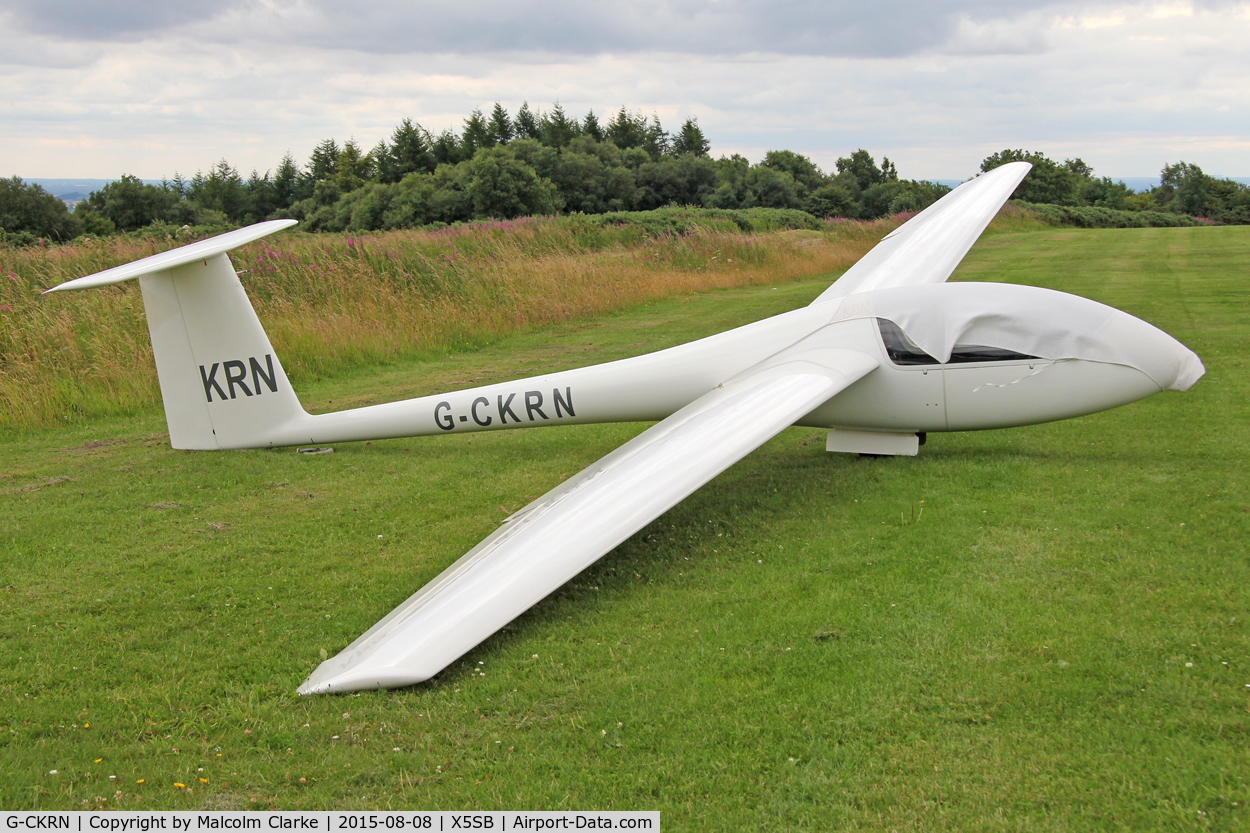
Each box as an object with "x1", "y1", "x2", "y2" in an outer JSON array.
[
  {"x1": 258, "y1": 0, "x2": 959, "y2": 58},
  {"x1": 0, "y1": 10, "x2": 104, "y2": 67},
  {"x1": 2, "y1": 1, "x2": 1248, "y2": 179},
  {"x1": 1, "y1": 0, "x2": 237, "y2": 39},
  {"x1": 4, "y1": 0, "x2": 1130, "y2": 58},
  {"x1": 943, "y1": 12, "x2": 1052, "y2": 54}
]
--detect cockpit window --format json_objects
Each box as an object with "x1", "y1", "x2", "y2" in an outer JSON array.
[
  {"x1": 877, "y1": 318, "x2": 939, "y2": 365},
  {"x1": 946, "y1": 345, "x2": 1039, "y2": 363},
  {"x1": 877, "y1": 318, "x2": 1039, "y2": 366}
]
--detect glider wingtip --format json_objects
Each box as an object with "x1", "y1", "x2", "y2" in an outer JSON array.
[
  {"x1": 297, "y1": 658, "x2": 342, "y2": 695},
  {"x1": 297, "y1": 660, "x2": 433, "y2": 695},
  {"x1": 295, "y1": 680, "x2": 328, "y2": 696}
]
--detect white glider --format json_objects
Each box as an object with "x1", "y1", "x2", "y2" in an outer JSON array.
[{"x1": 44, "y1": 161, "x2": 1204, "y2": 694}]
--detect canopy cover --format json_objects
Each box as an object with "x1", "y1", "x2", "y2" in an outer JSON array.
[{"x1": 834, "y1": 282, "x2": 1205, "y2": 392}]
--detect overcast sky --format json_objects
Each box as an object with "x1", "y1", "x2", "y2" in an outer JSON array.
[{"x1": 2, "y1": 0, "x2": 1247, "y2": 182}]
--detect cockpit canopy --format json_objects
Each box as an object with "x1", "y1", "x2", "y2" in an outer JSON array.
[
  {"x1": 834, "y1": 282, "x2": 1204, "y2": 391},
  {"x1": 876, "y1": 318, "x2": 1039, "y2": 366}
]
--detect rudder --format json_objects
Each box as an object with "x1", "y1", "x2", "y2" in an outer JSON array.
[{"x1": 140, "y1": 253, "x2": 305, "y2": 449}]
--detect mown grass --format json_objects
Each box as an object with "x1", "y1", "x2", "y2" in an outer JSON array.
[
  {"x1": 0, "y1": 225, "x2": 1246, "y2": 830},
  {"x1": 0, "y1": 214, "x2": 894, "y2": 430}
]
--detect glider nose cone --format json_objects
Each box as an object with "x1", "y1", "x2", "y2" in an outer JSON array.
[
  {"x1": 1169, "y1": 346, "x2": 1206, "y2": 392},
  {"x1": 1108, "y1": 311, "x2": 1205, "y2": 392}
]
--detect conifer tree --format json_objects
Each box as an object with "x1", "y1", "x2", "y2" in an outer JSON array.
[
  {"x1": 379, "y1": 119, "x2": 435, "y2": 182},
  {"x1": 541, "y1": 102, "x2": 578, "y2": 148},
  {"x1": 671, "y1": 117, "x2": 710, "y2": 157},
  {"x1": 606, "y1": 108, "x2": 648, "y2": 150},
  {"x1": 270, "y1": 154, "x2": 299, "y2": 209},
  {"x1": 307, "y1": 139, "x2": 340, "y2": 182},
  {"x1": 431, "y1": 129, "x2": 462, "y2": 165},
  {"x1": 246, "y1": 169, "x2": 276, "y2": 220},
  {"x1": 332, "y1": 139, "x2": 371, "y2": 193},
  {"x1": 514, "y1": 102, "x2": 541, "y2": 140},
  {"x1": 581, "y1": 110, "x2": 604, "y2": 142},
  {"x1": 488, "y1": 103, "x2": 514, "y2": 145},
  {"x1": 190, "y1": 160, "x2": 248, "y2": 221},
  {"x1": 463, "y1": 108, "x2": 492, "y2": 154},
  {"x1": 643, "y1": 115, "x2": 669, "y2": 159}
]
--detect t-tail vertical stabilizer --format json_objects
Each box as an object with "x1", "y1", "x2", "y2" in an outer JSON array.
[{"x1": 43, "y1": 220, "x2": 307, "y2": 449}]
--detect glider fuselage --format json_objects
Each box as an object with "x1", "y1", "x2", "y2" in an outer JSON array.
[{"x1": 249, "y1": 300, "x2": 1162, "y2": 450}]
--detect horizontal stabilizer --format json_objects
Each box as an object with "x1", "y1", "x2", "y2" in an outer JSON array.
[{"x1": 43, "y1": 219, "x2": 297, "y2": 293}]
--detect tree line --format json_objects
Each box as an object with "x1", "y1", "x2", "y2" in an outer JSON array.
[
  {"x1": 3, "y1": 102, "x2": 1248, "y2": 245},
  {"x1": 979, "y1": 149, "x2": 1250, "y2": 224}
]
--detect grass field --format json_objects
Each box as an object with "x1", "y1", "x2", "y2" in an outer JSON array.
[{"x1": 1, "y1": 225, "x2": 1247, "y2": 829}]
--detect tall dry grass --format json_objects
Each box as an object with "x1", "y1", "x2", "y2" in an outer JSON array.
[{"x1": 1, "y1": 216, "x2": 899, "y2": 430}]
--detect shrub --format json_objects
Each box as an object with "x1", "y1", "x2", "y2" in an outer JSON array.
[
  {"x1": 0, "y1": 177, "x2": 82, "y2": 242},
  {"x1": 594, "y1": 206, "x2": 821, "y2": 236},
  {"x1": 466, "y1": 147, "x2": 561, "y2": 219},
  {"x1": 78, "y1": 175, "x2": 180, "y2": 231},
  {"x1": 1012, "y1": 201, "x2": 1197, "y2": 228}
]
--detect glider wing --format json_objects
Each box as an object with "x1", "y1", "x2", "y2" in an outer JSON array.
[
  {"x1": 810, "y1": 161, "x2": 1031, "y2": 304},
  {"x1": 298, "y1": 348, "x2": 878, "y2": 693}
]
